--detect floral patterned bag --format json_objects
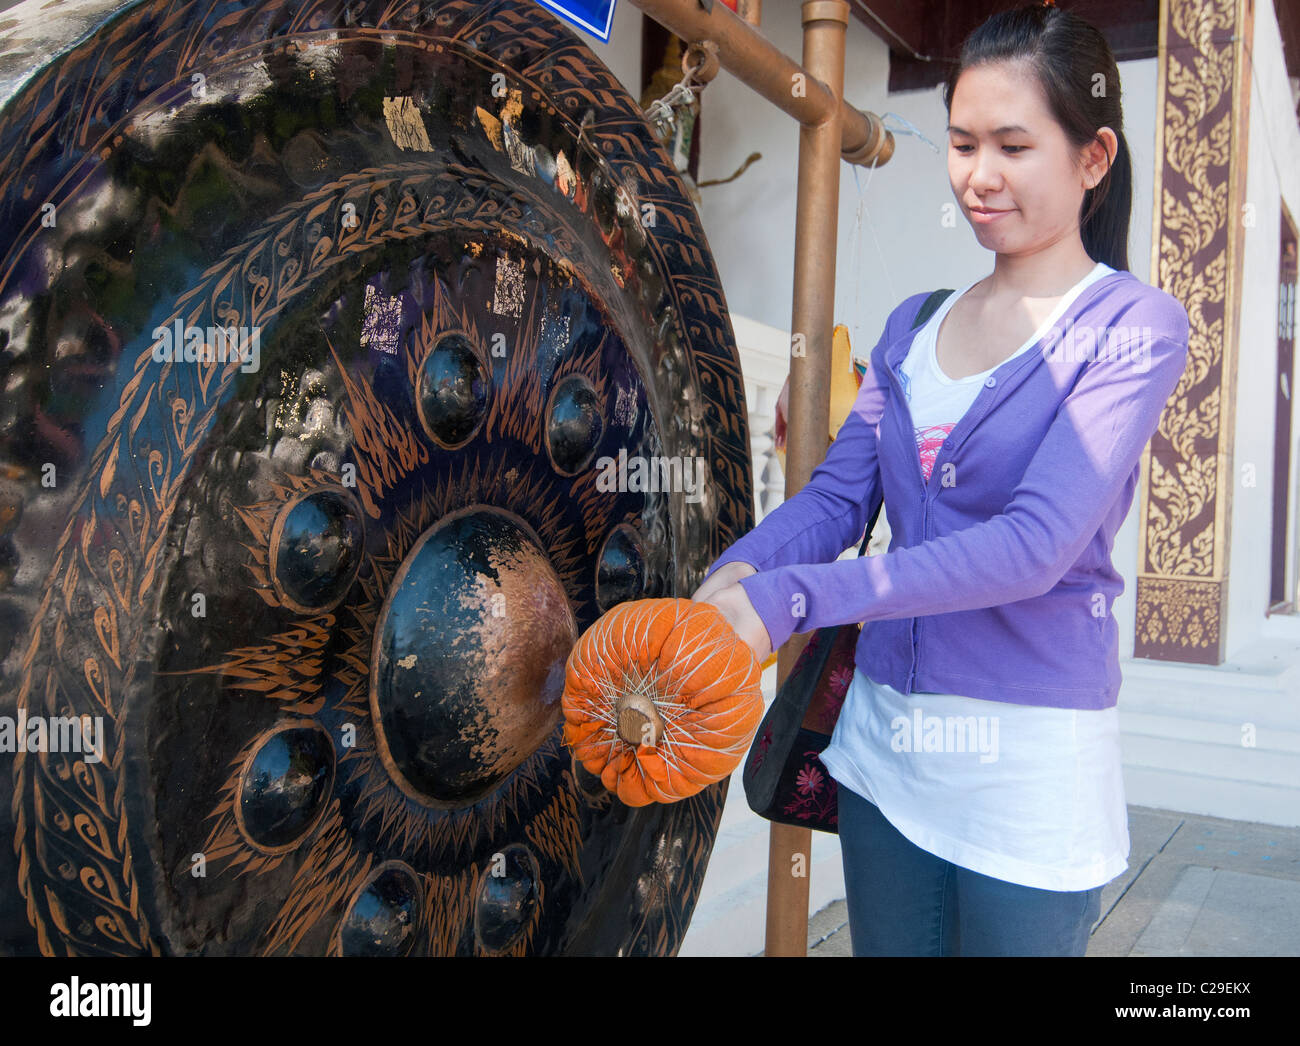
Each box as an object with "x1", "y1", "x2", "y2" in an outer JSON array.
[
  {"x1": 739, "y1": 505, "x2": 878, "y2": 834},
  {"x1": 741, "y1": 287, "x2": 951, "y2": 834}
]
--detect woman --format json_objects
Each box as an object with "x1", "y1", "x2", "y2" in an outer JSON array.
[{"x1": 691, "y1": 4, "x2": 1190, "y2": 957}]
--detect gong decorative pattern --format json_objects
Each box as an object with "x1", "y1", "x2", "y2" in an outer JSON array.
[
  {"x1": 0, "y1": 0, "x2": 754, "y2": 955},
  {"x1": 1134, "y1": 0, "x2": 1253, "y2": 663}
]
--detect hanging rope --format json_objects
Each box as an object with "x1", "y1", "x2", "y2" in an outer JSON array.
[
  {"x1": 848, "y1": 137, "x2": 887, "y2": 360},
  {"x1": 644, "y1": 82, "x2": 698, "y2": 137},
  {"x1": 644, "y1": 40, "x2": 719, "y2": 140},
  {"x1": 879, "y1": 111, "x2": 942, "y2": 154}
]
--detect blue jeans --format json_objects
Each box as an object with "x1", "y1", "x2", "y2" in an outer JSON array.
[{"x1": 837, "y1": 782, "x2": 1103, "y2": 956}]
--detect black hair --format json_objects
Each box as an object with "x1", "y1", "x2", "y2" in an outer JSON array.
[{"x1": 942, "y1": 3, "x2": 1132, "y2": 272}]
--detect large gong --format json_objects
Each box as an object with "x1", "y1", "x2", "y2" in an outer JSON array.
[{"x1": 0, "y1": 0, "x2": 754, "y2": 956}]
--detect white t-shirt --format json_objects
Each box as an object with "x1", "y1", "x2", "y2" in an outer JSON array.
[{"x1": 822, "y1": 262, "x2": 1130, "y2": 892}]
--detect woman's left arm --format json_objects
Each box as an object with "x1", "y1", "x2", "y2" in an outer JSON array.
[{"x1": 731, "y1": 328, "x2": 1190, "y2": 655}]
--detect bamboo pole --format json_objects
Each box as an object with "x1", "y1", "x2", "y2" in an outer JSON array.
[
  {"x1": 624, "y1": 0, "x2": 865, "y2": 956},
  {"x1": 761, "y1": 0, "x2": 849, "y2": 957}
]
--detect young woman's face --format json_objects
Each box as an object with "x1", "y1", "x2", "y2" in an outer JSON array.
[{"x1": 947, "y1": 60, "x2": 1107, "y2": 257}]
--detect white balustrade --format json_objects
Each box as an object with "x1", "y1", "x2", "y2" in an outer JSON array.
[
  {"x1": 731, "y1": 314, "x2": 891, "y2": 555},
  {"x1": 731, "y1": 314, "x2": 789, "y2": 526}
]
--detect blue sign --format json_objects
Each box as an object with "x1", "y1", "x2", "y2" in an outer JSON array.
[{"x1": 533, "y1": 0, "x2": 617, "y2": 43}]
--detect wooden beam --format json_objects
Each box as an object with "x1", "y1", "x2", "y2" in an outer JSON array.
[
  {"x1": 847, "y1": 0, "x2": 1159, "y2": 94},
  {"x1": 843, "y1": 0, "x2": 933, "y2": 59}
]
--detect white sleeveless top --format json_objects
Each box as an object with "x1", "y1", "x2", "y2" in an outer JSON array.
[{"x1": 823, "y1": 262, "x2": 1130, "y2": 892}]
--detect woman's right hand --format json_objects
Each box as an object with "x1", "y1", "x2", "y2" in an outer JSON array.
[{"x1": 690, "y1": 560, "x2": 757, "y2": 605}]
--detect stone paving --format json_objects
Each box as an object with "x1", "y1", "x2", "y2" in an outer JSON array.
[{"x1": 794, "y1": 805, "x2": 1300, "y2": 956}]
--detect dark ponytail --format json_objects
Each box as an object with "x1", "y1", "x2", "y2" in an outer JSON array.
[{"x1": 942, "y1": 3, "x2": 1132, "y2": 272}]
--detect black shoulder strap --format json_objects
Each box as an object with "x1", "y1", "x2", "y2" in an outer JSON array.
[
  {"x1": 854, "y1": 287, "x2": 955, "y2": 557},
  {"x1": 912, "y1": 287, "x2": 954, "y2": 330}
]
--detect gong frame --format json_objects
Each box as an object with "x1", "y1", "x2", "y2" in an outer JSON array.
[{"x1": 0, "y1": 0, "x2": 890, "y2": 959}]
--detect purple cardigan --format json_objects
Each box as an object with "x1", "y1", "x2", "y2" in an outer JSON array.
[{"x1": 703, "y1": 270, "x2": 1190, "y2": 710}]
